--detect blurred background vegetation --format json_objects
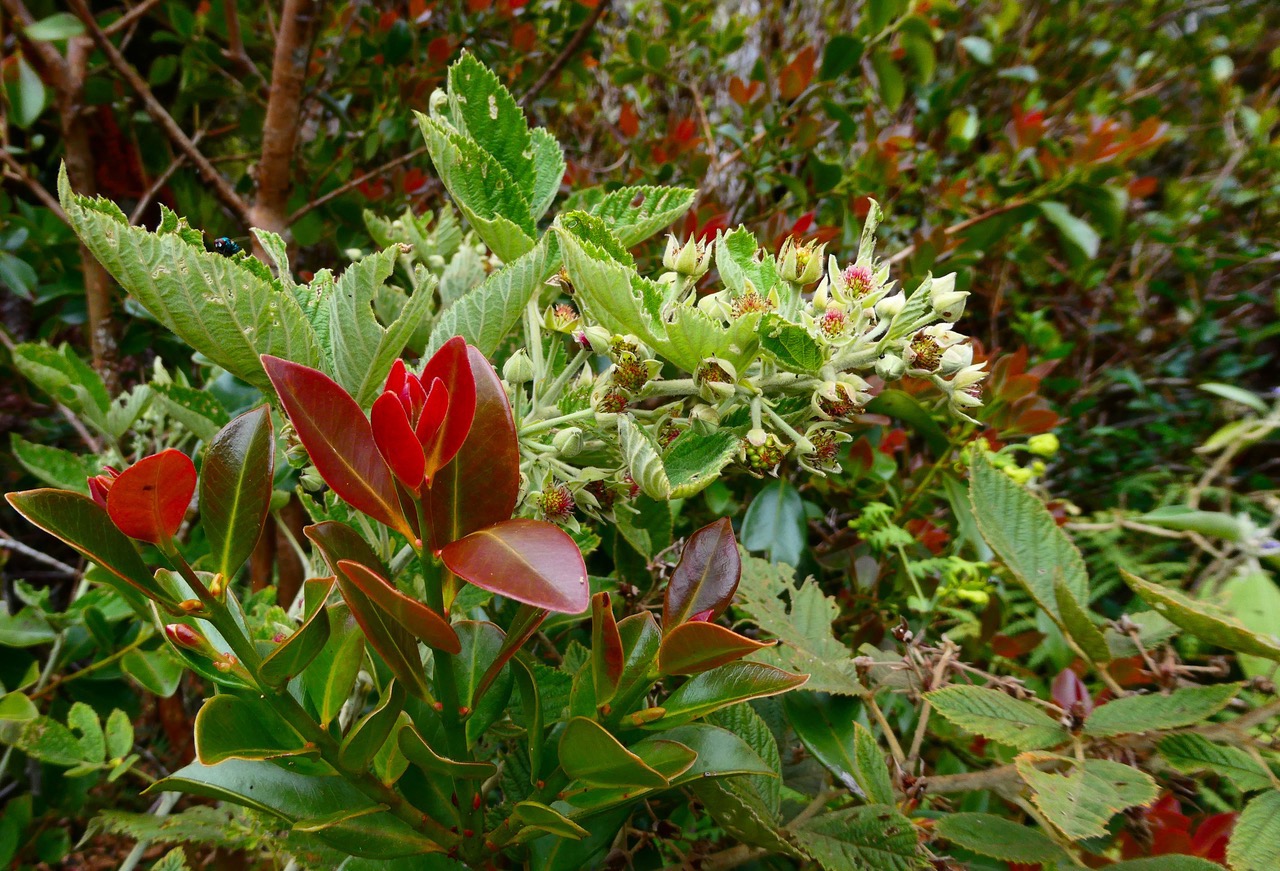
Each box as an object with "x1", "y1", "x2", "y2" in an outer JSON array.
[{"x1": 1, "y1": 0, "x2": 1277, "y2": 867}]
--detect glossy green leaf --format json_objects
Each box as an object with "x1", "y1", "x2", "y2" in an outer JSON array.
[
  {"x1": 1228, "y1": 790, "x2": 1280, "y2": 871},
  {"x1": 398, "y1": 723, "x2": 495, "y2": 780},
  {"x1": 1122, "y1": 570, "x2": 1280, "y2": 662},
  {"x1": 658, "y1": 621, "x2": 774, "y2": 675},
  {"x1": 740, "y1": 479, "x2": 807, "y2": 567},
  {"x1": 201, "y1": 406, "x2": 274, "y2": 580},
  {"x1": 340, "y1": 679, "x2": 405, "y2": 770},
  {"x1": 122, "y1": 647, "x2": 184, "y2": 697},
  {"x1": 933, "y1": 813, "x2": 1069, "y2": 864},
  {"x1": 925, "y1": 685, "x2": 1068, "y2": 750},
  {"x1": 648, "y1": 661, "x2": 807, "y2": 729},
  {"x1": 302, "y1": 603, "x2": 366, "y2": 727},
  {"x1": 793, "y1": 805, "x2": 922, "y2": 871},
  {"x1": 1138, "y1": 506, "x2": 1245, "y2": 541},
  {"x1": 425, "y1": 347, "x2": 520, "y2": 549},
  {"x1": 262, "y1": 356, "x2": 411, "y2": 537},
  {"x1": 6, "y1": 489, "x2": 175, "y2": 604},
  {"x1": 151, "y1": 758, "x2": 448, "y2": 858},
  {"x1": 306, "y1": 522, "x2": 431, "y2": 701},
  {"x1": 336, "y1": 561, "x2": 459, "y2": 654},
  {"x1": 1084, "y1": 683, "x2": 1240, "y2": 737},
  {"x1": 511, "y1": 656, "x2": 545, "y2": 783},
  {"x1": 0, "y1": 608, "x2": 56, "y2": 648},
  {"x1": 193, "y1": 694, "x2": 309, "y2": 764},
  {"x1": 970, "y1": 449, "x2": 1089, "y2": 619},
  {"x1": 440, "y1": 518, "x2": 589, "y2": 614},
  {"x1": 513, "y1": 801, "x2": 589, "y2": 841},
  {"x1": 604, "y1": 611, "x2": 663, "y2": 719},
  {"x1": 259, "y1": 578, "x2": 335, "y2": 686},
  {"x1": 784, "y1": 693, "x2": 894, "y2": 803},
  {"x1": 663, "y1": 518, "x2": 741, "y2": 631},
  {"x1": 449, "y1": 620, "x2": 514, "y2": 744},
  {"x1": 558, "y1": 717, "x2": 669, "y2": 788}
]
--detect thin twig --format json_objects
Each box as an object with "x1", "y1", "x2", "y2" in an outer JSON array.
[
  {"x1": 288, "y1": 145, "x2": 428, "y2": 223},
  {"x1": 0, "y1": 536, "x2": 79, "y2": 576},
  {"x1": 886, "y1": 199, "x2": 1032, "y2": 266},
  {"x1": 128, "y1": 130, "x2": 205, "y2": 225},
  {"x1": 0, "y1": 149, "x2": 69, "y2": 223},
  {"x1": 520, "y1": 0, "x2": 612, "y2": 106},
  {"x1": 101, "y1": 0, "x2": 165, "y2": 37},
  {"x1": 66, "y1": 0, "x2": 251, "y2": 225}
]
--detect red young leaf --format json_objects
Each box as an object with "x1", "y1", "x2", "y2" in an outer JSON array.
[
  {"x1": 371, "y1": 391, "x2": 426, "y2": 490},
  {"x1": 304, "y1": 521, "x2": 432, "y2": 700},
  {"x1": 1051, "y1": 667, "x2": 1093, "y2": 717},
  {"x1": 440, "y1": 518, "x2": 588, "y2": 614},
  {"x1": 591, "y1": 592, "x2": 624, "y2": 703},
  {"x1": 107, "y1": 449, "x2": 196, "y2": 545},
  {"x1": 262, "y1": 355, "x2": 411, "y2": 538},
  {"x1": 658, "y1": 621, "x2": 777, "y2": 675},
  {"x1": 336, "y1": 560, "x2": 460, "y2": 654},
  {"x1": 426, "y1": 346, "x2": 519, "y2": 550},
  {"x1": 418, "y1": 336, "x2": 476, "y2": 481},
  {"x1": 662, "y1": 518, "x2": 741, "y2": 632}
]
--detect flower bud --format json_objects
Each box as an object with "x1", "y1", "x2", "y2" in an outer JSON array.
[
  {"x1": 875, "y1": 353, "x2": 908, "y2": 381},
  {"x1": 165, "y1": 623, "x2": 205, "y2": 649},
  {"x1": 575, "y1": 325, "x2": 612, "y2": 355},
  {"x1": 663, "y1": 235, "x2": 712, "y2": 278},
  {"x1": 1027, "y1": 433, "x2": 1060, "y2": 457},
  {"x1": 932, "y1": 290, "x2": 969, "y2": 322},
  {"x1": 1004, "y1": 465, "x2": 1033, "y2": 485},
  {"x1": 300, "y1": 467, "x2": 325, "y2": 491},
  {"x1": 552, "y1": 427, "x2": 585, "y2": 457},
  {"x1": 874, "y1": 292, "x2": 906, "y2": 319},
  {"x1": 502, "y1": 349, "x2": 535, "y2": 383},
  {"x1": 688, "y1": 403, "x2": 721, "y2": 426},
  {"x1": 939, "y1": 343, "x2": 974, "y2": 376},
  {"x1": 779, "y1": 238, "x2": 826, "y2": 285}
]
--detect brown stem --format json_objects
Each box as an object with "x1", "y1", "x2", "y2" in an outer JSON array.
[
  {"x1": 520, "y1": 0, "x2": 612, "y2": 106},
  {"x1": 886, "y1": 199, "x2": 1032, "y2": 266},
  {"x1": 66, "y1": 0, "x2": 251, "y2": 226},
  {"x1": 247, "y1": 0, "x2": 319, "y2": 249},
  {"x1": 102, "y1": 0, "x2": 165, "y2": 37},
  {"x1": 0, "y1": 150, "x2": 68, "y2": 223}
]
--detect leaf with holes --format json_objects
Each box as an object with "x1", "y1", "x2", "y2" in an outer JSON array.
[
  {"x1": 1121, "y1": 570, "x2": 1280, "y2": 662},
  {"x1": 793, "y1": 805, "x2": 924, "y2": 871}
]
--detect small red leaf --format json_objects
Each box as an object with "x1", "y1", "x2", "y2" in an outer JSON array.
[
  {"x1": 1051, "y1": 667, "x2": 1093, "y2": 717},
  {"x1": 591, "y1": 592, "x2": 624, "y2": 702},
  {"x1": 107, "y1": 450, "x2": 196, "y2": 545},
  {"x1": 426, "y1": 346, "x2": 519, "y2": 550},
  {"x1": 419, "y1": 337, "x2": 475, "y2": 481},
  {"x1": 440, "y1": 518, "x2": 588, "y2": 614},
  {"x1": 371, "y1": 391, "x2": 425, "y2": 490},
  {"x1": 662, "y1": 518, "x2": 741, "y2": 632},
  {"x1": 262, "y1": 356, "x2": 411, "y2": 537},
  {"x1": 658, "y1": 621, "x2": 776, "y2": 675},
  {"x1": 336, "y1": 560, "x2": 460, "y2": 654}
]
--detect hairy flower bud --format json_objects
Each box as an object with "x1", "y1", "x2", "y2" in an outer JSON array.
[
  {"x1": 503, "y1": 349, "x2": 535, "y2": 383},
  {"x1": 663, "y1": 234, "x2": 713, "y2": 278},
  {"x1": 875, "y1": 291, "x2": 906, "y2": 319},
  {"x1": 876, "y1": 353, "x2": 906, "y2": 381},
  {"x1": 1027, "y1": 433, "x2": 1060, "y2": 457},
  {"x1": 552, "y1": 427, "x2": 585, "y2": 457},
  {"x1": 939, "y1": 343, "x2": 974, "y2": 376},
  {"x1": 779, "y1": 237, "x2": 826, "y2": 285}
]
